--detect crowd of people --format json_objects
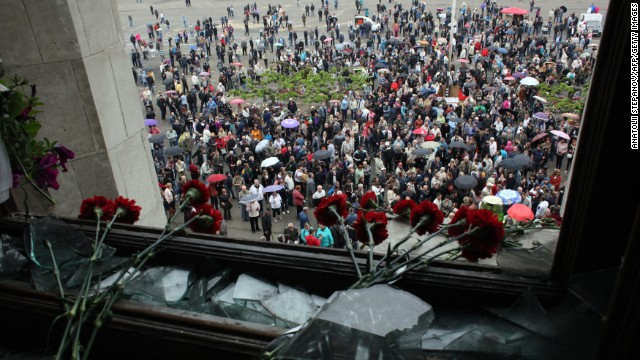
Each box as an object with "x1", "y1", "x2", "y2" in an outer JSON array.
[{"x1": 132, "y1": 0, "x2": 596, "y2": 246}]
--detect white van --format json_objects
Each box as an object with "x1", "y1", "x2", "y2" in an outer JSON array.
[
  {"x1": 579, "y1": 13, "x2": 603, "y2": 36},
  {"x1": 353, "y1": 16, "x2": 381, "y2": 32}
]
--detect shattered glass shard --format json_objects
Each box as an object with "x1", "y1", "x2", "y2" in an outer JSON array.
[
  {"x1": 26, "y1": 216, "x2": 94, "y2": 268},
  {"x1": 488, "y1": 289, "x2": 557, "y2": 337},
  {"x1": 66, "y1": 256, "x2": 128, "y2": 289},
  {"x1": 233, "y1": 273, "x2": 278, "y2": 301},
  {"x1": 125, "y1": 267, "x2": 191, "y2": 303},
  {"x1": 262, "y1": 288, "x2": 318, "y2": 325}
]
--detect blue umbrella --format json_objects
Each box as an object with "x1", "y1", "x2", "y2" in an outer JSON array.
[
  {"x1": 265, "y1": 134, "x2": 273, "y2": 140},
  {"x1": 239, "y1": 194, "x2": 261, "y2": 204},
  {"x1": 190, "y1": 45, "x2": 198, "y2": 50},
  {"x1": 255, "y1": 139, "x2": 270, "y2": 153},
  {"x1": 497, "y1": 190, "x2": 521, "y2": 206},
  {"x1": 263, "y1": 185, "x2": 284, "y2": 193},
  {"x1": 497, "y1": 47, "x2": 508, "y2": 54},
  {"x1": 533, "y1": 112, "x2": 549, "y2": 121},
  {"x1": 505, "y1": 29, "x2": 515, "y2": 35}
]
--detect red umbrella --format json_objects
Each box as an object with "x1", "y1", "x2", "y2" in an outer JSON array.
[
  {"x1": 456, "y1": 58, "x2": 470, "y2": 63},
  {"x1": 531, "y1": 133, "x2": 548, "y2": 142},
  {"x1": 329, "y1": 99, "x2": 341, "y2": 103},
  {"x1": 507, "y1": 204, "x2": 534, "y2": 221},
  {"x1": 323, "y1": 37, "x2": 333, "y2": 43},
  {"x1": 413, "y1": 128, "x2": 428, "y2": 135},
  {"x1": 501, "y1": 7, "x2": 528, "y2": 15},
  {"x1": 231, "y1": 62, "x2": 243, "y2": 67},
  {"x1": 207, "y1": 174, "x2": 227, "y2": 183},
  {"x1": 229, "y1": 98, "x2": 245, "y2": 105}
]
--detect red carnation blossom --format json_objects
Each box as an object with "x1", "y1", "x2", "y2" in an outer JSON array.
[
  {"x1": 78, "y1": 196, "x2": 115, "y2": 221},
  {"x1": 409, "y1": 200, "x2": 444, "y2": 235},
  {"x1": 353, "y1": 211, "x2": 389, "y2": 246},
  {"x1": 457, "y1": 209, "x2": 505, "y2": 262},
  {"x1": 359, "y1": 191, "x2": 378, "y2": 209},
  {"x1": 182, "y1": 180, "x2": 209, "y2": 207},
  {"x1": 189, "y1": 204, "x2": 223, "y2": 234},
  {"x1": 305, "y1": 235, "x2": 321, "y2": 247},
  {"x1": 314, "y1": 194, "x2": 348, "y2": 226},
  {"x1": 108, "y1": 196, "x2": 141, "y2": 224},
  {"x1": 447, "y1": 206, "x2": 471, "y2": 238},
  {"x1": 393, "y1": 199, "x2": 417, "y2": 218}
]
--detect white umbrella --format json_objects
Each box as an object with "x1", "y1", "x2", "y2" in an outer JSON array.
[
  {"x1": 520, "y1": 77, "x2": 539, "y2": 86},
  {"x1": 533, "y1": 95, "x2": 547, "y2": 103},
  {"x1": 255, "y1": 139, "x2": 270, "y2": 153},
  {"x1": 261, "y1": 157, "x2": 280, "y2": 168},
  {"x1": 550, "y1": 130, "x2": 570, "y2": 140},
  {"x1": 420, "y1": 141, "x2": 441, "y2": 150}
]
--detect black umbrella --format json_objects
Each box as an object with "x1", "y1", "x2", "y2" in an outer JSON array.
[
  {"x1": 487, "y1": 45, "x2": 499, "y2": 51},
  {"x1": 501, "y1": 154, "x2": 534, "y2": 170},
  {"x1": 463, "y1": 82, "x2": 477, "y2": 88},
  {"x1": 163, "y1": 78, "x2": 174, "y2": 85},
  {"x1": 149, "y1": 134, "x2": 166, "y2": 144},
  {"x1": 454, "y1": 175, "x2": 478, "y2": 190},
  {"x1": 450, "y1": 141, "x2": 467, "y2": 149},
  {"x1": 412, "y1": 148, "x2": 431, "y2": 156},
  {"x1": 144, "y1": 66, "x2": 155, "y2": 72},
  {"x1": 409, "y1": 69, "x2": 422, "y2": 74},
  {"x1": 313, "y1": 150, "x2": 332, "y2": 160},
  {"x1": 163, "y1": 146, "x2": 184, "y2": 157},
  {"x1": 560, "y1": 6, "x2": 567, "y2": 12},
  {"x1": 499, "y1": 108, "x2": 517, "y2": 116},
  {"x1": 448, "y1": 117, "x2": 466, "y2": 124},
  {"x1": 374, "y1": 62, "x2": 388, "y2": 69}
]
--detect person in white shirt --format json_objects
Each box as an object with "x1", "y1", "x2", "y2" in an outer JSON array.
[
  {"x1": 312, "y1": 185, "x2": 326, "y2": 207},
  {"x1": 250, "y1": 179, "x2": 265, "y2": 207},
  {"x1": 269, "y1": 192, "x2": 283, "y2": 221}
]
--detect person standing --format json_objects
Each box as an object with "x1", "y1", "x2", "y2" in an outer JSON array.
[
  {"x1": 298, "y1": 206, "x2": 309, "y2": 230},
  {"x1": 219, "y1": 188, "x2": 232, "y2": 220},
  {"x1": 293, "y1": 185, "x2": 305, "y2": 216},
  {"x1": 238, "y1": 185, "x2": 251, "y2": 221},
  {"x1": 163, "y1": 182, "x2": 176, "y2": 218},
  {"x1": 269, "y1": 191, "x2": 283, "y2": 222},
  {"x1": 283, "y1": 223, "x2": 300, "y2": 244},
  {"x1": 247, "y1": 199, "x2": 261, "y2": 233},
  {"x1": 128, "y1": 15, "x2": 133, "y2": 27},
  {"x1": 262, "y1": 210, "x2": 273, "y2": 240},
  {"x1": 316, "y1": 223, "x2": 334, "y2": 247}
]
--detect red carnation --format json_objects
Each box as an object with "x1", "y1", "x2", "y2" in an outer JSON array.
[
  {"x1": 447, "y1": 206, "x2": 471, "y2": 238},
  {"x1": 393, "y1": 199, "x2": 417, "y2": 218},
  {"x1": 189, "y1": 163, "x2": 200, "y2": 179},
  {"x1": 78, "y1": 196, "x2": 115, "y2": 221},
  {"x1": 456, "y1": 209, "x2": 505, "y2": 262},
  {"x1": 189, "y1": 204, "x2": 223, "y2": 234},
  {"x1": 108, "y1": 196, "x2": 141, "y2": 224},
  {"x1": 305, "y1": 235, "x2": 321, "y2": 247},
  {"x1": 359, "y1": 191, "x2": 378, "y2": 209},
  {"x1": 314, "y1": 194, "x2": 348, "y2": 226},
  {"x1": 353, "y1": 211, "x2": 389, "y2": 246},
  {"x1": 409, "y1": 200, "x2": 444, "y2": 235},
  {"x1": 182, "y1": 180, "x2": 209, "y2": 207}
]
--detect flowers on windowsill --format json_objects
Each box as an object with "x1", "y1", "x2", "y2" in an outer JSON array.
[{"x1": 313, "y1": 193, "x2": 560, "y2": 290}]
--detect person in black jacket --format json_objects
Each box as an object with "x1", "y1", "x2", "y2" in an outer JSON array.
[{"x1": 261, "y1": 210, "x2": 273, "y2": 241}]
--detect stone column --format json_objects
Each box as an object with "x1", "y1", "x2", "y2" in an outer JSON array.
[{"x1": 0, "y1": 0, "x2": 165, "y2": 226}]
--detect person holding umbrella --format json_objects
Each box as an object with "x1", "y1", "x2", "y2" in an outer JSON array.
[{"x1": 247, "y1": 199, "x2": 261, "y2": 233}]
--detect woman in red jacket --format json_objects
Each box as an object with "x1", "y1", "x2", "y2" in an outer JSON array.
[{"x1": 293, "y1": 185, "x2": 305, "y2": 217}]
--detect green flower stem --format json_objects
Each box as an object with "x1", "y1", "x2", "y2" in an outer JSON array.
[
  {"x1": 372, "y1": 219, "x2": 427, "y2": 272},
  {"x1": 366, "y1": 225, "x2": 375, "y2": 274},
  {"x1": 329, "y1": 207, "x2": 362, "y2": 279},
  {"x1": 81, "y1": 216, "x2": 199, "y2": 360}
]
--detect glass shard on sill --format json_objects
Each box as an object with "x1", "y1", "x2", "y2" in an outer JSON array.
[
  {"x1": 443, "y1": 329, "x2": 522, "y2": 358},
  {"x1": 311, "y1": 294, "x2": 327, "y2": 308},
  {"x1": 262, "y1": 288, "x2": 318, "y2": 325},
  {"x1": 0, "y1": 245, "x2": 28, "y2": 274},
  {"x1": 31, "y1": 263, "x2": 79, "y2": 292},
  {"x1": 125, "y1": 267, "x2": 191, "y2": 303},
  {"x1": 26, "y1": 216, "x2": 94, "y2": 268},
  {"x1": 497, "y1": 239, "x2": 557, "y2": 277},
  {"x1": 185, "y1": 278, "x2": 207, "y2": 308},
  {"x1": 92, "y1": 267, "x2": 140, "y2": 294},
  {"x1": 276, "y1": 285, "x2": 434, "y2": 358},
  {"x1": 212, "y1": 283, "x2": 235, "y2": 305},
  {"x1": 65, "y1": 256, "x2": 128, "y2": 289},
  {"x1": 569, "y1": 267, "x2": 619, "y2": 317},
  {"x1": 486, "y1": 289, "x2": 557, "y2": 337},
  {"x1": 204, "y1": 268, "x2": 231, "y2": 298},
  {"x1": 421, "y1": 329, "x2": 469, "y2": 351},
  {"x1": 233, "y1": 273, "x2": 278, "y2": 301}
]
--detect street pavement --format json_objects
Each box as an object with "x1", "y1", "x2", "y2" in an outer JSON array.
[{"x1": 118, "y1": 0, "x2": 604, "y2": 243}]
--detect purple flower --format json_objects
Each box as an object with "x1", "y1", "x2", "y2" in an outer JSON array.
[
  {"x1": 53, "y1": 144, "x2": 75, "y2": 171},
  {"x1": 33, "y1": 153, "x2": 60, "y2": 190}
]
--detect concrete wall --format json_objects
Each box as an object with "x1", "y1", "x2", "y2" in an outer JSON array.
[{"x1": 0, "y1": 0, "x2": 165, "y2": 227}]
